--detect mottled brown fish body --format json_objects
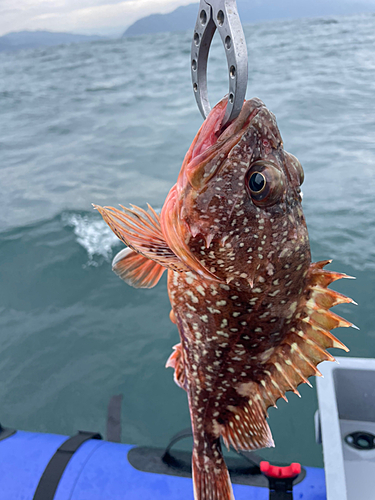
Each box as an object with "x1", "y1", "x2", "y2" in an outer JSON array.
[{"x1": 95, "y1": 97, "x2": 354, "y2": 500}]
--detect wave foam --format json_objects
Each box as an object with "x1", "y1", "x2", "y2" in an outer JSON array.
[{"x1": 62, "y1": 212, "x2": 121, "y2": 266}]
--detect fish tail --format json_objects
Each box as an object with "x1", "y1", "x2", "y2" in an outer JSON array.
[{"x1": 192, "y1": 441, "x2": 234, "y2": 500}]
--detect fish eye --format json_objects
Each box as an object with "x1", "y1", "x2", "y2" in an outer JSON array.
[
  {"x1": 245, "y1": 161, "x2": 285, "y2": 207},
  {"x1": 248, "y1": 172, "x2": 266, "y2": 194}
]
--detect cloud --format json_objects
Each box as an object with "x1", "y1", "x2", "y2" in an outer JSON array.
[
  {"x1": 0, "y1": 0, "x2": 199, "y2": 37},
  {"x1": 2, "y1": 0, "x2": 374, "y2": 37}
]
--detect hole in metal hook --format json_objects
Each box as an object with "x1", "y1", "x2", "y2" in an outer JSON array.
[
  {"x1": 217, "y1": 10, "x2": 225, "y2": 26},
  {"x1": 230, "y1": 65, "x2": 236, "y2": 78},
  {"x1": 193, "y1": 83, "x2": 198, "y2": 92},
  {"x1": 192, "y1": 59, "x2": 197, "y2": 71},
  {"x1": 225, "y1": 35, "x2": 231, "y2": 50},
  {"x1": 200, "y1": 10, "x2": 207, "y2": 26},
  {"x1": 194, "y1": 32, "x2": 200, "y2": 46},
  {"x1": 229, "y1": 93, "x2": 234, "y2": 103}
]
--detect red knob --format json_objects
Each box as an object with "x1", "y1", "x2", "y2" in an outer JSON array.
[{"x1": 260, "y1": 461, "x2": 301, "y2": 479}]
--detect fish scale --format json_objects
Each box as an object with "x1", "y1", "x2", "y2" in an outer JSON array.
[{"x1": 95, "y1": 96, "x2": 355, "y2": 500}]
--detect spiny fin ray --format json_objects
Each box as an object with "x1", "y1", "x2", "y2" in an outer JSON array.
[
  {"x1": 166, "y1": 343, "x2": 187, "y2": 391},
  {"x1": 307, "y1": 309, "x2": 353, "y2": 330},
  {"x1": 94, "y1": 204, "x2": 191, "y2": 273},
  {"x1": 309, "y1": 285, "x2": 356, "y2": 309},
  {"x1": 253, "y1": 260, "x2": 353, "y2": 410},
  {"x1": 302, "y1": 322, "x2": 349, "y2": 352}
]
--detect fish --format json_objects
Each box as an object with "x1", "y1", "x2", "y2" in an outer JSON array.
[{"x1": 94, "y1": 96, "x2": 355, "y2": 500}]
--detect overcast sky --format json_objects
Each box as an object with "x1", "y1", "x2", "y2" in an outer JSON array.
[
  {"x1": 0, "y1": 0, "x2": 199, "y2": 37},
  {"x1": 1, "y1": 0, "x2": 374, "y2": 38}
]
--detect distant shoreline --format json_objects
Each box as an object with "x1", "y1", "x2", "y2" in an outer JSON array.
[
  {"x1": 1, "y1": 1, "x2": 374, "y2": 53},
  {"x1": 0, "y1": 30, "x2": 108, "y2": 53}
]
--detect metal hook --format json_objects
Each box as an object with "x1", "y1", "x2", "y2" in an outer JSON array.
[{"x1": 191, "y1": 0, "x2": 248, "y2": 128}]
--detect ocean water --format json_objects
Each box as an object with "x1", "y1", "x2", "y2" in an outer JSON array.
[{"x1": 0, "y1": 13, "x2": 374, "y2": 468}]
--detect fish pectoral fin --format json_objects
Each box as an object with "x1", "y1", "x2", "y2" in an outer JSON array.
[
  {"x1": 220, "y1": 388, "x2": 274, "y2": 452},
  {"x1": 112, "y1": 247, "x2": 165, "y2": 289},
  {"x1": 166, "y1": 343, "x2": 187, "y2": 391},
  {"x1": 94, "y1": 204, "x2": 191, "y2": 273}
]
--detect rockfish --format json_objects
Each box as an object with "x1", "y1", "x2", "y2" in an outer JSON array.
[{"x1": 95, "y1": 97, "x2": 355, "y2": 500}]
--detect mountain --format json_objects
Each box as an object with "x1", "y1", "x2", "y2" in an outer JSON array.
[
  {"x1": 123, "y1": 0, "x2": 375, "y2": 36},
  {"x1": 0, "y1": 31, "x2": 107, "y2": 52},
  {"x1": 124, "y1": 4, "x2": 198, "y2": 36}
]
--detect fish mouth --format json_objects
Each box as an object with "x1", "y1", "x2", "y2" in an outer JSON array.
[{"x1": 189, "y1": 97, "x2": 262, "y2": 164}]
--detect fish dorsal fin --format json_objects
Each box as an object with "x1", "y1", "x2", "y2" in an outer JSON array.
[
  {"x1": 253, "y1": 261, "x2": 354, "y2": 411},
  {"x1": 112, "y1": 247, "x2": 165, "y2": 289},
  {"x1": 219, "y1": 261, "x2": 355, "y2": 452},
  {"x1": 94, "y1": 204, "x2": 191, "y2": 274},
  {"x1": 166, "y1": 343, "x2": 187, "y2": 391}
]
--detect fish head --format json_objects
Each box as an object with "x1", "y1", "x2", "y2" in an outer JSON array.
[{"x1": 161, "y1": 97, "x2": 310, "y2": 287}]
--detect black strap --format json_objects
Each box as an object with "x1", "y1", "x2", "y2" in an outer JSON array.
[
  {"x1": 161, "y1": 427, "x2": 192, "y2": 463},
  {"x1": 0, "y1": 424, "x2": 16, "y2": 442},
  {"x1": 106, "y1": 394, "x2": 123, "y2": 443},
  {"x1": 33, "y1": 431, "x2": 102, "y2": 500}
]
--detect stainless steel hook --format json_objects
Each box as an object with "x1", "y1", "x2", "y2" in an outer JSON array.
[{"x1": 191, "y1": 0, "x2": 248, "y2": 128}]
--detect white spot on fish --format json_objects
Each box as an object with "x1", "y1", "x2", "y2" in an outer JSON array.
[
  {"x1": 216, "y1": 300, "x2": 227, "y2": 307},
  {"x1": 217, "y1": 331, "x2": 229, "y2": 338},
  {"x1": 219, "y1": 284, "x2": 230, "y2": 291},
  {"x1": 187, "y1": 291, "x2": 199, "y2": 303},
  {"x1": 208, "y1": 307, "x2": 221, "y2": 314}
]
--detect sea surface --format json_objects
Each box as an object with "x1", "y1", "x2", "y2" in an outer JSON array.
[{"x1": 0, "y1": 13, "x2": 374, "y2": 468}]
